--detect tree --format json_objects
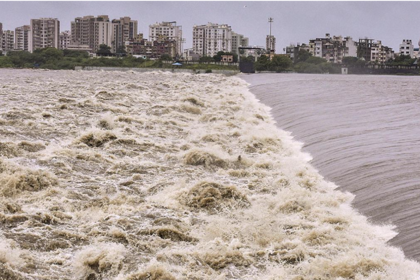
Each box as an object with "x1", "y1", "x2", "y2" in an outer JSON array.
[
  {"x1": 116, "y1": 45, "x2": 127, "y2": 56},
  {"x1": 213, "y1": 51, "x2": 225, "y2": 62},
  {"x1": 305, "y1": 56, "x2": 327, "y2": 65},
  {"x1": 160, "y1": 54, "x2": 172, "y2": 61},
  {"x1": 269, "y1": 55, "x2": 292, "y2": 72},
  {"x1": 342, "y1": 56, "x2": 359, "y2": 66},
  {"x1": 255, "y1": 55, "x2": 270, "y2": 71},
  {"x1": 97, "y1": 44, "x2": 112, "y2": 56},
  {"x1": 199, "y1": 56, "x2": 214, "y2": 63},
  {"x1": 295, "y1": 49, "x2": 312, "y2": 63}
]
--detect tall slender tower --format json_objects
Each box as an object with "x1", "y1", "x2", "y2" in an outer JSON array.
[{"x1": 268, "y1": 17, "x2": 273, "y2": 52}]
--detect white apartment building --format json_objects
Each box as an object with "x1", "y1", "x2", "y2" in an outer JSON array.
[
  {"x1": 112, "y1": 17, "x2": 138, "y2": 53},
  {"x1": 59, "y1": 30, "x2": 71, "y2": 50},
  {"x1": 399, "y1": 39, "x2": 414, "y2": 57},
  {"x1": 193, "y1": 23, "x2": 232, "y2": 57},
  {"x1": 343, "y1": 36, "x2": 357, "y2": 57},
  {"x1": 232, "y1": 32, "x2": 249, "y2": 55},
  {"x1": 2, "y1": 30, "x2": 15, "y2": 52},
  {"x1": 71, "y1": 15, "x2": 112, "y2": 52},
  {"x1": 15, "y1": 25, "x2": 30, "y2": 51},
  {"x1": 29, "y1": 18, "x2": 60, "y2": 52},
  {"x1": 149, "y1": 21, "x2": 183, "y2": 56},
  {"x1": 266, "y1": 35, "x2": 276, "y2": 53}
]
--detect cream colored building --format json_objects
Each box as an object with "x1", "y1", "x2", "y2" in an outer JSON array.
[
  {"x1": 149, "y1": 21, "x2": 183, "y2": 57},
  {"x1": 29, "y1": 18, "x2": 60, "y2": 52},
  {"x1": 193, "y1": 23, "x2": 232, "y2": 57},
  {"x1": 15, "y1": 25, "x2": 30, "y2": 51},
  {"x1": 71, "y1": 15, "x2": 112, "y2": 52},
  {"x1": 112, "y1": 17, "x2": 138, "y2": 53}
]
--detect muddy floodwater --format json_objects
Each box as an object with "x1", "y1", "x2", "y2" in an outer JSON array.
[{"x1": 0, "y1": 69, "x2": 419, "y2": 279}]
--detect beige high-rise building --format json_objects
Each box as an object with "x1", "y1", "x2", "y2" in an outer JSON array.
[
  {"x1": 29, "y1": 18, "x2": 60, "y2": 52},
  {"x1": 232, "y1": 32, "x2": 249, "y2": 55},
  {"x1": 149, "y1": 21, "x2": 183, "y2": 57},
  {"x1": 193, "y1": 23, "x2": 232, "y2": 57},
  {"x1": 15, "y1": 25, "x2": 30, "y2": 51},
  {"x1": 112, "y1": 17, "x2": 137, "y2": 53},
  {"x1": 2, "y1": 30, "x2": 15, "y2": 52},
  {"x1": 71, "y1": 15, "x2": 112, "y2": 52}
]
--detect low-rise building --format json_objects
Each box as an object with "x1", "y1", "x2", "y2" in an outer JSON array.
[
  {"x1": 413, "y1": 47, "x2": 419, "y2": 59},
  {"x1": 59, "y1": 30, "x2": 71, "y2": 50},
  {"x1": 399, "y1": 39, "x2": 414, "y2": 57},
  {"x1": 308, "y1": 34, "x2": 357, "y2": 64},
  {"x1": 221, "y1": 54, "x2": 234, "y2": 62},
  {"x1": 358, "y1": 38, "x2": 393, "y2": 63},
  {"x1": 183, "y1": 48, "x2": 200, "y2": 61},
  {"x1": 126, "y1": 38, "x2": 176, "y2": 59}
]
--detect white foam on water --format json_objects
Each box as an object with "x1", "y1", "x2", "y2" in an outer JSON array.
[{"x1": 0, "y1": 69, "x2": 419, "y2": 279}]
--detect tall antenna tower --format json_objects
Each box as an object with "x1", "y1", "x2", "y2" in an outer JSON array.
[{"x1": 268, "y1": 17, "x2": 273, "y2": 53}]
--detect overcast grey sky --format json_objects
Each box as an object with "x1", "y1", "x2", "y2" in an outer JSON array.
[{"x1": 0, "y1": 1, "x2": 419, "y2": 52}]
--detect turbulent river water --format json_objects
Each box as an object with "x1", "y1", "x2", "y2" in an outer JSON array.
[
  {"x1": 243, "y1": 73, "x2": 420, "y2": 262},
  {"x1": 0, "y1": 69, "x2": 419, "y2": 279}
]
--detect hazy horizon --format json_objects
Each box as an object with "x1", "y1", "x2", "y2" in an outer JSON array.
[{"x1": 0, "y1": 1, "x2": 419, "y2": 53}]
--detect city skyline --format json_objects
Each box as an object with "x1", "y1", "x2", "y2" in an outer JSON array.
[{"x1": 0, "y1": 1, "x2": 420, "y2": 52}]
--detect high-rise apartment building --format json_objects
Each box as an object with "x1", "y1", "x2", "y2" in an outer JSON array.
[
  {"x1": 112, "y1": 17, "x2": 137, "y2": 53},
  {"x1": 149, "y1": 21, "x2": 183, "y2": 57},
  {"x1": 0, "y1": 23, "x2": 3, "y2": 52},
  {"x1": 266, "y1": 35, "x2": 276, "y2": 53},
  {"x1": 15, "y1": 25, "x2": 30, "y2": 51},
  {"x1": 231, "y1": 32, "x2": 249, "y2": 55},
  {"x1": 71, "y1": 15, "x2": 112, "y2": 52},
  {"x1": 59, "y1": 30, "x2": 71, "y2": 50},
  {"x1": 29, "y1": 18, "x2": 60, "y2": 52},
  {"x1": 193, "y1": 23, "x2": 232, "y2": 57},
  {"x1": 2, "y1": 30, "x2": 15, "y2": 52},
  {"x1": 399, "y1": 39, "x2": 414, "y2": 57}
]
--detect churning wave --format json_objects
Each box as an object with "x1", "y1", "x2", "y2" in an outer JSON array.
[{"x1": 0, "y1": 69, "x2": 419, "y2": 279}]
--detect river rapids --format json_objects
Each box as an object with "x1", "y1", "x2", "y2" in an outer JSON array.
[{"x1": 0, "y1": 69, "x2": 419, "y2": 279}]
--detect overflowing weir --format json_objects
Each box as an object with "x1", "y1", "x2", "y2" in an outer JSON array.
[{"x1": 0, "y1": 69, "x2": 418, "y2": 279}]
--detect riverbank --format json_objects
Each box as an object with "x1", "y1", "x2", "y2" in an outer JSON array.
[{"x1": 0, "y1": 69, "x2": 419, "y2": 279}]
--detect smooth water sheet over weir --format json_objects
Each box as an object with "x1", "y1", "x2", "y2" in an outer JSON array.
[{"x1": 0, "y1": 69, "x2": 419, "y2": 279}]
